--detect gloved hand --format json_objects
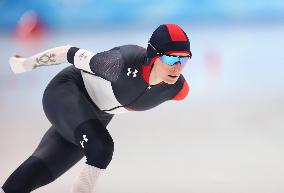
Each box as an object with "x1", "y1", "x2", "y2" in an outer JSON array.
[{"x1": 9, "y1": 55, "x2": 35, "y2": 74}]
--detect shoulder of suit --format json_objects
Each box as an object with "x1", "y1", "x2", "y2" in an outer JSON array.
[{"x1": 116, "y1": 45, "x2": 146, "y2": 66}]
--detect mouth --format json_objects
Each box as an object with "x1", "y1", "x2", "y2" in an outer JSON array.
[{"x1": 168, "y1": 75, "x2": 178, "y2": 79}]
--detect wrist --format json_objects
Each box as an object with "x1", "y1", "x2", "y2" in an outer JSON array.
[{"x1": 9, "y1": 56, "x2": 33, "y2": 74}]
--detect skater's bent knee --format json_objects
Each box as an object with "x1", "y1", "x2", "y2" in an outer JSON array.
[{"x1": 74, "y1": 119, "x2": 114, "y2": 169}]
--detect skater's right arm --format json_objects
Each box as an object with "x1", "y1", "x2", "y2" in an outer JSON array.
[
  {"x1": 9, "y1": 45, "x2": 125, "y2": 82},
  {"x1": 9, "y1": 45, "x2": 73, "y2": 74}
]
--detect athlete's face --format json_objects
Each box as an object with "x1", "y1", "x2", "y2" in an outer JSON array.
[{"x1": 154, "y1": 52, "x2": 189, "y2": 84}]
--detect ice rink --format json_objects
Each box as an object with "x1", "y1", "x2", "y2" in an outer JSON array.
[{"x1": 1, "y1": 24, "x2": 284, "y2": 193}]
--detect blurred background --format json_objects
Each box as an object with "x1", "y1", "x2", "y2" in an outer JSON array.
[{"x1": 0, "y1": 0, "x2": 284, "y2": 193}]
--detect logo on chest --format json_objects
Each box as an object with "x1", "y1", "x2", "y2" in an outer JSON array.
[{"x1": 127, "y1": 68, "x2": 138, "y2": 78}]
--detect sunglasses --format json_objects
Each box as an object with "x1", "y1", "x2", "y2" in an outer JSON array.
[
  {"x1": 148, "y1": 42, "x2": 192, "y2": 66},
  {"x1": 160, "y1": 54, "x2": 191, "y2": 66}
]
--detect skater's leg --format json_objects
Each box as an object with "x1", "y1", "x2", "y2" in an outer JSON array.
[
  {"x1": 32, "y1": 126, "x2": 84, "y2": 179},
  {"x1": 74, "y1": 119, "x2": 114, "y2": 169},
  {"x1": 2, "y1": 156, "x2": 54, "y2": 193},
  {"x1": 72, "y1": 119, "x2": 114, "y2": 193},
  {"x1": 2, "y1": 126, "x2": 84, "y2": 193},
  {"x1": 72, "y1": 163, "x2": 102, "y2": 193},
  {"x1": 41, "y1": 66, "x2": 115, "y2": 192}
]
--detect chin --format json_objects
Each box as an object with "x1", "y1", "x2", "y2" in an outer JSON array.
[
  {"x1": 164, "y1": 78, "x2": 178, "y2": 84},
  {"x1": 165, "y1": 82, "x2": 176, "y2": 85},
  {"x1": 163, "y1": 75, "x2": 179, "y2": 84}
]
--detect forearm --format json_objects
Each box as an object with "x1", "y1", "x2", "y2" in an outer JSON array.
[
  {"x1": 9, "y1": 45, "x2": 99, "y2": 74},
  {"x1": 31, "y1": 45, "x2": 72, "y2": 67},
  {"x1": 9, "y1": 45, "x2": 73, "y2": 74}
]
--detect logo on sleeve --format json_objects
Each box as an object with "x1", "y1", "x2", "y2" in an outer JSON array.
[
  {"x1": 127, "y1": 68, "x2": 138, "y2": 77},
  {"x1": 79, "y1": 52, "x2": 88, "y2": 60}
]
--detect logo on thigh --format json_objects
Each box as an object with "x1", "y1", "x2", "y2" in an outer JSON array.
[{"x1": 80, "y1": 134, "x2": 89, "y2": 148}]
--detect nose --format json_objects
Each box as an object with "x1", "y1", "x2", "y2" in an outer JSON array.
[{"x1": 172, "y1": 62, "x2": 183, "y2": 73}]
